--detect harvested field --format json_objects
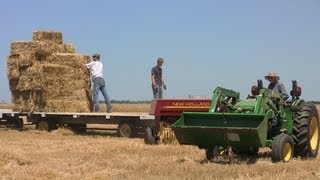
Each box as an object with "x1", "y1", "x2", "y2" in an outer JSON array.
[
  {"x1": 0, "y1": 105, "x2": 319, "y2": 179},
  {"x1": 1, "y1": 129, "x2": 320, "y2": 179}
]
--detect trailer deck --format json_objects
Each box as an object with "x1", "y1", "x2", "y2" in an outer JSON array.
[{"x1": 0, "y1": 109, "x2": 155, "y2": 137}]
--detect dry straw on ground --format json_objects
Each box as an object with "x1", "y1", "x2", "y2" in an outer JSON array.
[
  {"x1": 0, "y1": 129, "x2": 320, "y2": 179},
  {"x1": 7, "y1": 30, "x2": 93, "y2": 112}
]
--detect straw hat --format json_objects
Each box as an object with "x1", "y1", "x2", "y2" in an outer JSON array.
[{"x1": 265, "y1": 72, "x2": 280, "y2": 80}]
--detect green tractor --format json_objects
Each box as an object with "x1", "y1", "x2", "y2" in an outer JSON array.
[{"x1": 172, "y1": 80, "x2": 319, "y2": 162}]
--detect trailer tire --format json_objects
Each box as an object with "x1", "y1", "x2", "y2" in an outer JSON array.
[
  {"x1": 117, "y1": 121, "x2": 137, "y2": 138},
  {"x1": 36, "y1": 119, "x2": 54, "y2": 132},
  {"x1": 14, "y1": 118, "x2": 23, "y2": 130},
  {"x1": 293, "y1": 102, "x2": 319, "y2": 158},
  {"x1": 271, "y1": 133, "x2": 294, "y2": 162}
]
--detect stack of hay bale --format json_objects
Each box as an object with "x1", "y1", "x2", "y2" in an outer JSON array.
[{"x1": 7, "y1": 30, "x2": 93, "y2": 112}]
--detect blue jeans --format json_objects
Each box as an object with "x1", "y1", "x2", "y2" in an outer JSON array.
[
  {"x1": 93, "y1": 77, "x2": 112, "y2": 112},
  {"x1": 152, "y1": 84, "x2": 163, "y2": 99}
]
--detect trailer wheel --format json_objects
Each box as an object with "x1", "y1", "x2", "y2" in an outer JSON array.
[
  {"x1": 6, "y1": 118, "x2": 23, "y2": 130},
  {"x1": 117, "y1": 121, "x2": 137, "y2": 138},
  {"x1": 36, "y1": 120, "x2": 54, "y2": 132},
  {"x1": 293, "y1": 102, "x2": 319, "y2": 158},
  {"x1": 271, "y1": 133, "x2": 294, "y2": 162},
  {"x1": 14, "y1": 118, "x2": 23, "y2": 130}
]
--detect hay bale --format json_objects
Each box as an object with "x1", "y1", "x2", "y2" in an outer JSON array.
[
  {"x1": 7, "y1": 30, "x2": 93, "y2": 113},
  {"x1": 11, "y1": 90, "x2": 44, "y2": 112},
  {"x1": 32, "y1": 30, "x2": 63, "y2": 44},
  {"x1": 48, "y1": 53, "x2": 90, "y2": 68},
  {"x1": 44, "y1": 100, "x2": 93, "y2": 112},
  {"x1": 10, "y1": 41, "x2": 75, "y2": 55}
]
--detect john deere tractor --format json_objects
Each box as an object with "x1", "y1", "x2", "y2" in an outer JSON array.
[{"x1": 172, "y1": 80, "x2": 319, "y2": 162}]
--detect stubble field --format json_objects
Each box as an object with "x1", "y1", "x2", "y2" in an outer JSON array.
[{"x1": 0, "y1": 104, "x2": 320, "y2": 179}]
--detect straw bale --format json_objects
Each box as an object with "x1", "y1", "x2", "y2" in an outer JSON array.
[
  {"x1": 7, "y1": 57, "x2": 20, "y2": 80},
  {"x1": 48, "y1": 53, "x2": 90, "y2": 68},
  {"x1": 32, "y1": 30, "x2": 63, "y2": 44},
  {"x1": 7, "y1": 53, "x2": 35, "y2": 67},
  {"x1": 44, "y1": 100, "x2": 93, "y2": 112},
  {"x1": 11, "y1": 90, "x2": 44, "y2": 112},
  {"x1": 7, "y1": 30, "x2": 93, "y2": 113},
  {"x1": 10, "y1": 41, "x2": 75, "y2": 55},
  {"x1": 15, "y1": 76, "x2": 42, "y2": 91}
]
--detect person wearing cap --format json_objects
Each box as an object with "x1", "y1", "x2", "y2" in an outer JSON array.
[
  {"x1": 265, "y1": 72, "x2": 289, "y2": 100},
  {"x1": 151, "y1": 58, "x2": 166, "y2": 99},
  {"x1": 85, "y1": 53, "x2": 112, "y2": 113}
]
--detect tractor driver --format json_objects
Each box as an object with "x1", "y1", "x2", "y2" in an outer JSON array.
[
  {"x1": 265, "y1": 72, "x2": 289, "y2": 100},
  {"x1": 265, "y1": 72, "x2": 289, "y2": 128}
]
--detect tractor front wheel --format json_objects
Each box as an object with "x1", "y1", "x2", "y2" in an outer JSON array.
[
  {"x1": 293, "y1": 102, "x2": 319, "y2": 158},
  {"x1": 271, "y1": 133, "x2": 294, "y2": 162}
]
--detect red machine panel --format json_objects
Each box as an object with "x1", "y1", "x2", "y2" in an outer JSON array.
[{"x1": 149, "y1": 99, "x2": 211, "y2": 118}]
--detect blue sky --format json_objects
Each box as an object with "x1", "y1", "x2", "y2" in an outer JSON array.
[{"x1": 0, "y1": 1, "x2": 319, "y2": 102}]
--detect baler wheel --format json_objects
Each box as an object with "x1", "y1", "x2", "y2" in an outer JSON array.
[
  {"x1": 271, "y1": 133, "x2": 294, "y2": 162},
  {"x1": 205, "y1": 147, "x2": 215, "y2": 161},
  {"x1": 293, "y1": 102, "x2": 319, "y2": 157},
  {"x1": 144, "y1": 127, "x2": 157, "y2": 145}
]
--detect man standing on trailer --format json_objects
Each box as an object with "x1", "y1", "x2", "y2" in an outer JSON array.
[
  {"x1": 85, "y1": 53, "x2": 112, "y2": 113},
  {"x1": 151, "y1": 58, "x2": 166, "y2": 99}
]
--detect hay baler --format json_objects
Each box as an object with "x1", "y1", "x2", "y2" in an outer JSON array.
[
  {"x1": 145, "y1": 99, "x2": 211, "y2": 144},
  {"x1": 172, "y1": 81, "x2": 319, "y2": 162}
]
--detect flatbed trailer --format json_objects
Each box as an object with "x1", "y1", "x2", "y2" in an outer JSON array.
[
  {"x1": 0, "y1": 99, "x2": 211, "y2": 140},
  {"x1": 0, "y1": 109, "x2": 155, "y2": 137}
]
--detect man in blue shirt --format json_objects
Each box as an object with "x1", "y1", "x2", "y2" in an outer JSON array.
[{"x1": 265, "y1": 72, "x2": 289, "y2": 100}]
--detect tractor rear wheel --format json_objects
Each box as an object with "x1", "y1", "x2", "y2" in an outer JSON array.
[
  {"x1": 293, "y1": 102, "x2": 319, "y2": 158},
  {"x1": 271, "y1": 133, "x2": 294, "y2": 162}
]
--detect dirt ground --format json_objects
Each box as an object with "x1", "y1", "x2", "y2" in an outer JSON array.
[{"x1": 0, "y1": 105, "x2": 319, "y2": 179}]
